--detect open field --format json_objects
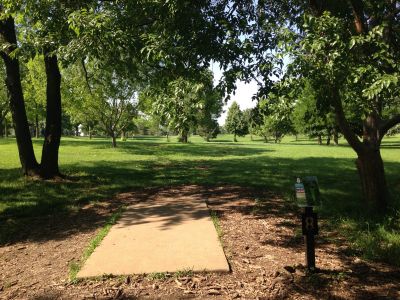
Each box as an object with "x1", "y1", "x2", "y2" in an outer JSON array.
[
  {"x1": 1, "y1": 134, "x2": 399, "y2": 220},
  {"x1": 0, "y1": 134, "x2": 400, "y2": 298}
]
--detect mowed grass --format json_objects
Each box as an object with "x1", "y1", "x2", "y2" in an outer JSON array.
[{"x1": 0, "y1": 134, "x2": 400, "y2": 265}]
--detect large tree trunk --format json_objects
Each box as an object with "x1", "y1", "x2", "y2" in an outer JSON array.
[
  {"x1": 40, "y1": 53, "x2": 62, "y2": 179},
  {"x1": 180, "y1": 131, "x2": 188, "y2": 143},
  {"x1": 0, "y1": 16, "x2": 39, "y2": 175},
  {"x1": 356, "y1": 149, "x2": 388, "y2": 211},
  {"x1": 332, "y1": 88, "x2": 389, "y2": 211},
  {"x1": 326, "y1": 134, "x2": 331, "y2": 145},
  {"x1": 111, "y1": 132, "x2": 117, "y2": 148},
  {"x1": 333, "y1": 129, "x2": 339, "y2": 145}
]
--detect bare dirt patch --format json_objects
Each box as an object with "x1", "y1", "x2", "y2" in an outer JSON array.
[{"x1": 1, "y1": 185, "x2": 399, "y2": 299}]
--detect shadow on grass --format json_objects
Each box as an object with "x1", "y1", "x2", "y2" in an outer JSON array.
[{"x1": 0, "y1": 149, "x2": 399, "y2": 246}]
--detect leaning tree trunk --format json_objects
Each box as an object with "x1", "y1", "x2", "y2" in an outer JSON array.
[
  {"x1": 40, "y1": 53, "x2": 62, "y2": 179},
  {"x1": 0, "y1": 16, "x2": 39, "y2": 175},
  {"x1": 332, "y1": 88, "x2": 389, "y2": 211}
]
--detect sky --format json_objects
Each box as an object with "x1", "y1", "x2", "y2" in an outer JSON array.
[{"x1": 211, "y1": 63, "x2": 259, "y2": 125}]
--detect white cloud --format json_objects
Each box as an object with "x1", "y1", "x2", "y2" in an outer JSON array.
[
  {"x1": 218, "y1": 81, "x2": 258, "y2": 125},
  {"x1": 210, "y1": 62, "x2": 259, "y2": 125}
]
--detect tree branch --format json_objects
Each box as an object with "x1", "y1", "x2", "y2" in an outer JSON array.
[
  {"x1": 331, "y1": 87, "x2": 364, "y2": 154},
  {"x1": 309, "y1": 0, "x2": 322, "y2": 16},
  {"x1": 348, "y1": 0, "x2": 367, "y2": 33},
  {"x1": 81, "y1": 58, "x2": 93, "y2": 95},
  {"x1": 379, "y1": 114, "x2": 400, "y2": 137}
]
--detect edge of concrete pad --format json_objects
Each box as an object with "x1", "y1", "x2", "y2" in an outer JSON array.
[{"x1": 76, "y1": 199, "x2": 230, "y2": 278}]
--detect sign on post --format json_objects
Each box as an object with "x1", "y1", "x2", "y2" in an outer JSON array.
[
  {"x1": 294, "y1": 177, "x2": 320, "y2": 207},
  {"x1": 294, "y1": 177, "x2": 320, "y2": 271}
]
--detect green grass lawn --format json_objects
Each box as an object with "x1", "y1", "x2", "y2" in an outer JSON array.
[{"x1": 1, "y1": 134, "x2": 400, "y2": 264}]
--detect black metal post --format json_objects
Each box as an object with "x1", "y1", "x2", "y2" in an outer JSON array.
[{"x1": 303, "y1": 206, "x2": 316, "y2": 271}]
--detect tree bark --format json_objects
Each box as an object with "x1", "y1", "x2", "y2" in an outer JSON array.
[
  {"x1": 333, "y1": 129, "x2": 339, "y2": 145},
  {"x1": 317, "y1": 135, "x2": 322, "y2": 145},
  {"x1": 180, "y1": 131, "x2": 188, "y2": 143},
  {"x1": 0, "y1": 16, "x2": 39, "y2": 175},
  {"x1": 111, "y1": 132, "x2": 117, "y2": 148},
  {"x1": 89, "y1": 125, "x2": 92, "y2": 139},
  {"x1": 233, "y1": 133, "x2": 237, "y2": 142},
  {"x1": 356, "y1": 149, "x2": 388, "y2": 212},
  {"x1": 331, "y1": 87, "x2": 389, "y2": 210},
  {"x1": 40, "y1": 53, "x2": 62, "y2": 178}
]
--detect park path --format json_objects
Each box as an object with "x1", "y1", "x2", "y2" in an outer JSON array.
[{"x1": 77, "y1": 189, "x2": 229, "y2": 278}]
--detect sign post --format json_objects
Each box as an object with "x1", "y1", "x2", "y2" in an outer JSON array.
[{"x1": 295, "y1": 177, "x2": 320, "y2": 272}]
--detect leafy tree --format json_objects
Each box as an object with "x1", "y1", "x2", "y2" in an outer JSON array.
[
  {"x1": 0, "y1": 12, "x2": 39, "y2": 175},
  {"x1": 63, "y1": 62, "x2": 137, "y2": 147},
  {"x1": 2, "y1": 0, "x2": 259, "y2": 177},
  {"x1": 296, "y1": 6, "x2": 400, "y2": 210},
  {"x1": 257, "y1": 97, "x2": 294, "y2": 143},
  {"x1": 196, "y1": 81, "x2": 223, "y2": 142},
  {"x1": 292, "y1": 81, "x2": 340, "y2": 145},
  {"x1": 22, "y1": 57, "x2": 46, "y2": 138},
  {"x1": 253, "y1": 0, "x2": 400, "y2": 210},
  {"x1": 225, "y1": 101, "x2": 248, "y2": 142},
  {"x1": 0, "y1": 62, "x2": 9, "y2": 137},
  {"x1": 242, "y1": 108, "x2": 256, "y2": 141},
  {"x1": 143, "y1": 70, "x2": 222, "y2": 143},
  {"x1": 197, "y1": 119, "x2": 220, "y2": 142}
]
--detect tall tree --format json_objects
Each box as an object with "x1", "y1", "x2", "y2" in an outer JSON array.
[
  {"x1": 298, "y1": 5, "x2": 399, "y2": 210},
  {"x1": 22, "y1": 57, "x2": 46, "y2": 139},
  {"x1": 0, "y1": 61, "x2": 10, "y2": 137},
  {"x1": 225, "y1": 101, "x2": 248, "y2": 142},
  {"x1": 255, "y1": 0, "x2": 400, "y2": 210},
  {"x1": 0, "y1": 13, "x2": 40, "y2": 175}
]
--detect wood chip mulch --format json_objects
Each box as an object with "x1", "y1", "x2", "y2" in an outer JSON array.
[{"x1": 1, "y1": 185, "x2": 399, "y2": 299}]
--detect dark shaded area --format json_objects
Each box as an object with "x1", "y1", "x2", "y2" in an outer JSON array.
[
  {"x1": 207, "y1": 187, "x2": 400, "y2": 299},
  {"x1": 1, "y1": 136, "x2": 399, "y2": 246}
]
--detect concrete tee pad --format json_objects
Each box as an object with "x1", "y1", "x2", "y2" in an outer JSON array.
[{"x1": 77, "y1": 190, "x2": 229, "y2": 278}]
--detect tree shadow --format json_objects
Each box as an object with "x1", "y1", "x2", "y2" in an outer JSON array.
[{"x1": 0, "y1": 148, "x2": 399, "y2": 247}]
